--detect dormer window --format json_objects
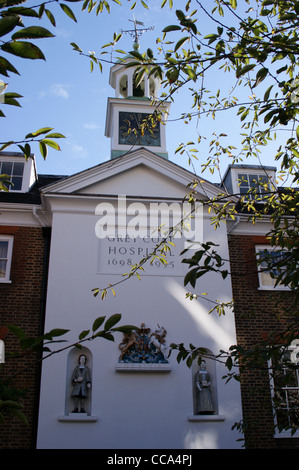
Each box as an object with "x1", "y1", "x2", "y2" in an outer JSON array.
[
  {"x1": 238, "y1": 173, "x2": 270, "y2": 200},
  {"x1": 221, "y1": 165, "x2": 276, "y2": 203},
  {"x1": 0, "y1": 161, "x2": 24, "y2": 191},
  {"x1": 0, "y1": 152, "x2": 37, "y2": 192}
]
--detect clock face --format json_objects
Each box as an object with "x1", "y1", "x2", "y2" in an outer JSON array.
[{"x1": 119, "y1": 112, "x2": 161, "y2": 147}]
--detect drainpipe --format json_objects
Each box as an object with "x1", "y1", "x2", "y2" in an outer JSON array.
[
  {"x1": 227, "y1": 215, "x2": 240, "y2": 234},
  {"x1": 31, "y1": 205, "x2": 51, "y2": 448},
  {"x1": 32, "y1": 205, "x2": 46, "y2": 227}
]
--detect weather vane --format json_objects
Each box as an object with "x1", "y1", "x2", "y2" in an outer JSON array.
[{"x1": 121, "y1": 16, "x2": 154, "y2": 48}]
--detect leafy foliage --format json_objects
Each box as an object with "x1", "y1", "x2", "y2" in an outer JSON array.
[
  {"x1": 1, "y1": 0, "x2": 299, "y2": 439},
  {"x1": 1, "y1": 313, "x2": 136, "y2": 422}
]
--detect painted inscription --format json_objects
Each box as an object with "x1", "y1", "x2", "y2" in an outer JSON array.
[{"x1": 98, "y1": 233, "x2": 184, "y2": 276}]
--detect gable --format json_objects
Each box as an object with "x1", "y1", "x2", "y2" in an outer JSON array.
[
  {"x1": 77, "y1": 163, "x2": 189, "y2": 199},
  {"x1": 41, "y1": 149, "x2": 222, "y2": 201}
]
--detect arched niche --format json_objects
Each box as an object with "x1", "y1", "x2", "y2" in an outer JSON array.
[
  {"x1": 192, "y1": 351, "x2": 219, "y2": 415},
  {"x1": 149, "y1": 76, "x2": 156, "y2": 98},
  {"x1": 65, "y1": 346, "x2": 93, "y2": 416},
  {"x1": 133, "y1": 71, "x2": 145, "y2": 97},
  {"x1": 119, "y1": 74, "x2": 128, "y2": 98}
]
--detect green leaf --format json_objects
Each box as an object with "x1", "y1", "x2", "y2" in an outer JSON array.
[
  {"x1": 44, "y1": 133, "x2": 65, "y2": 139},
  {"x1": 184, "y1": 267, "x2": 198, "y2": 288},
  {"x1": 2, "y1": 92, "x2": 22, "y2": 107},
  {"x1": 0, "y1": 56, "x2": 19, "y2": 76},
  {"x1": 40, "y1": 139, "x2": 61, "y2": 150},
  {"x1": 162, "y1": 25, "x2": 181, "y2": 33},
  {"x1": 39, "y1": 141, "x2": 47, "y2": 159},
  {"x1": 0, "y1": 16, "x2": 20, "y2": 38},
  {"x1": 45, "y1": 9, "x2": 56, "y2": 27},
  {"x1": 0, "y1": 141, "x2": 13, "y2": 151},
  {"x1": 128, "y1": 50, "x2": 144, "y2": 61},
  {"x1": 92, "y1": 316, "x2": 105, "y2": 332},
  {"x1": 18, "y1": 143, "x2": 31, "y2": 157},
  {"x1": 104, "y1": 313, "x2": 122, "y2": 331},
  {"x1": 78, "y1": 329, "x2": 90, "y2": 340},
  {"x1": 94, "y1": 331, "x2": 115, "y2": 341},
  {"x1": 60, "y1": 3, "x2": 77, "y2": 22},
  {"x1": 4, "y1": 7, "x2": 40, "y2": 17},
  {"x1": 12, "y1": 26, "x2": 54, "y2": 40},
  {"x1": 186, "y1": 67, "x2": 197, "y2": 81},
  {"x1": 7, "y1": 324, "x2": 27, "y2": 340},
  {"x1": 45, "y1": 328, "x2": 69, "y2": 338},
  {"x1": 253, "y1": 67, "x2": 268, "y2": 87},
  {"x1": 264, "y1": 85, "x2": 273, "y2": 101},
  {"x1": 236, "y1": 64, "x2": 256, "y2": 78},
  {"x1": 176, "y1": 10, "x2": 185, "y2": 21},
  {"x1": 25, "y1": 127, "x2": 53, "y2": 138},
  {"x1": 1, "y1": 41, "x2": 45, "y2": 60},
  {"x1": 111, "y1": 325, "x2": 137, "y2": 333},
  {"x1": 174, "y1": 36, "x2": 189, "y2": 52}
]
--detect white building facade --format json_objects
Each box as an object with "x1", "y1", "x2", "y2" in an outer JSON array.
[{"x1": 35, "y1": 53, "x2": 243, "y2": 449}]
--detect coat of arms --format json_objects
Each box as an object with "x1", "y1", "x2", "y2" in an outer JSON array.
[{"x1": 118, "y1": 323, "x2": 168, "y2": 364}]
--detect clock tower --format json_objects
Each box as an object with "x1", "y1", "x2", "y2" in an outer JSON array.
[{"x1": 105, "y1": 40, "x2": 171, "y2": 159}]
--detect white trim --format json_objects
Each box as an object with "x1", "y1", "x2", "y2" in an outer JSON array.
[
  {"x1": 0, "y1": 153, "x2": 37, "y2": 193},
  {"x1": 268, "y1": 342, "x2": 299, "y2": 438},
  {"x1": 115, "y1": 363, "x2": 172, "y2": 372},
  {"x1": 0, "y1": 235, "x2": 13, "y2": 283},
  {"x1": 255, "y1": 244, "x2": 290, "y2": 291},
  {"x1": 188, "y1": 415, "x2": 225, "y2": 422},
  {"x1": 40, "y1": 149, "x2": 225, "y2": 201}
]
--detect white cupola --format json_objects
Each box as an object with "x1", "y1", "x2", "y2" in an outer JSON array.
[{"x1": 105, "y1": 41, "x2": 171, "y2": 160}]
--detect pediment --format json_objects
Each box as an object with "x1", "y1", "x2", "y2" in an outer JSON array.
[{"x1": 41, "y1": 149, "x2": 222, "y2": 200}]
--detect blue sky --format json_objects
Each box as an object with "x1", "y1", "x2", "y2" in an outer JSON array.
[{"x1": 1, "y1": 0, "x2": 283, "y2": 184}]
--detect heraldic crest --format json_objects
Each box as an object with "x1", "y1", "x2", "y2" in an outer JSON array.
[{"x1": 118, "y1": 323, "x2": 168, "y2": 364}]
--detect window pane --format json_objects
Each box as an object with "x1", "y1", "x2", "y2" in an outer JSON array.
[
  {"x1": 1, "y1": 162, "x2": 12, "y2": 175},
  {"x1": 249, "y1": 174, "x2": 258, "y2": 188},
  {"x1": 0, "y1": 241, "x2": 8, "y2": 259},
  {"x1": 11, "y1": 176, "x2": 22, "y2": 190},
  {"x1": 272, "y1": 347, "x2": 299, "y2": 431},
  {"x1": 0, "y1": 260, "x2": 7, "y2": 278},
  {"x1": 238, "y1": 174, "x2": 249, "y2": 187},
  {"x1": 13, "y1": 162, "x2": 24, "y2": 176}
]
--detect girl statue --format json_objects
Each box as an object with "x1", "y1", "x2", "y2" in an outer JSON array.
[{"x1": 195, "y1": 360, "x2": 214, "y2": 414}]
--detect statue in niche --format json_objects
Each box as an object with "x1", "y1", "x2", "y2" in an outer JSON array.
[
  {"x1": 195, "y1": 360, "x2": 214, "y2": 414},
  {"x1": 71, "y1": 354, "x2": 91, "y2": 413},
  {"x1": 119, "y1": 323, "x2": 168, "y2": 364}
]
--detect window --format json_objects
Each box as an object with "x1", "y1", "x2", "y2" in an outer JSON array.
[
  {"x1": 256, "y1": 245, "x2": 289, "y2": 290},
  {"x1": 119, "y1": 74, "x2": 128, "y2": 98},
  {"x1": 0, "y1": 235, "x2": 13, "y2": 282},
  {"x1": 133, "y1": 71, "x2": 145, "y2": 97},
  {"x1": 270, "y1": 340, "x2": 299, "y2": 437},
  {"x1": 238, "y1": 173, "x2": 270, "y2": 200},
  {"x1": 0, "y1": 161, "x2": 24, "y2": 191}
]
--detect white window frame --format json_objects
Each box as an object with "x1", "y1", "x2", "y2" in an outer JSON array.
[
  {"x1": 237, "y1": 172, "x2": 271, "y2": 201},
  {"x1": 0, "y1": 235, "x2": 13, "y2": 283},
  {"x1": 255, "y1": 245, "x2": 290, "y2": 291},
  {"x1": 0, "y1": 160, "x2": 25, "y2": 192},
  {"x1": 269, "y1": 340, "x2": 299, "y2": 438}
]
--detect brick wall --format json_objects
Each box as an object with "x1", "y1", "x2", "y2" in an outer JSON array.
[
  {"x1": 228, "y1": 234, "x2": 299, "y2": 449},
  {"x1": 0, "y1": 226, "x2": 49, "y2": 449}
]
